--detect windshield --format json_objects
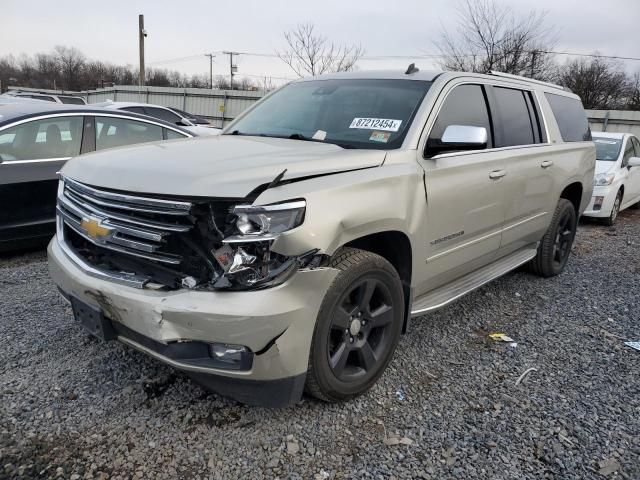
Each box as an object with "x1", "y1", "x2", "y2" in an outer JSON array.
[
  {"x1": 226, "y1": 79, "x2": 432, "y2": 150},
  {"x1": 593, "y1": 137, "x2": 622, "y2": 161}
]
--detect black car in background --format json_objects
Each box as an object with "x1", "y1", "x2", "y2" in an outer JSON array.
[{"x1": 0, "y1": 102, "x2": 194, "y2": 251}]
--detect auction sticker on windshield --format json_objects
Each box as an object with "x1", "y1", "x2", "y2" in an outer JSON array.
[{"x1": 349, "y1": 118, "x2": 402, "y2": 132}]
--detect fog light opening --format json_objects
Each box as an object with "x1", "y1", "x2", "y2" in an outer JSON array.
[{"x1": 209, "y1": 343, "x2": 253, "y2": 370}]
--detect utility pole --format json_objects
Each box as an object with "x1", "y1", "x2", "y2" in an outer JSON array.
[
  {"x1": 530, "y1": 50, "x2": 537, "y2": 78},
  {"x1": 205, "y1": 53, "x2": 216, "y2": 89},
  {"x1": 138, "y1": 14, "x2": 147, "y2": 86},
  {"x1": 223, "y1": 51, "x2": 239, "y2": 90}
]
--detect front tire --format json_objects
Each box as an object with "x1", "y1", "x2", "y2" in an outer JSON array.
[
  {"x1": 602, "y1": 190, "x2": 622, "y2": 226},
  {"x1": 528, "y1": 198, "x2": 577, "y2": 278},
  {"x1": 305, "y1": 248, "x2": 404, "y2": 402}
]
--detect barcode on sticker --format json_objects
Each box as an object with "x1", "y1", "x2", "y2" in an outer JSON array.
[{"x1": 349, "y1": 118, "x2": 402, "y2": 132}]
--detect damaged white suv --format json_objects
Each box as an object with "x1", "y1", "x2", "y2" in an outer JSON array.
[{"x1": 48, "y1": 68, "x2": 595, "y2": 407}]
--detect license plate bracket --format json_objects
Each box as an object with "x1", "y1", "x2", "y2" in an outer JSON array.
[{"x1": 70, "y1": 297, "x2": 117, "y2": 341}]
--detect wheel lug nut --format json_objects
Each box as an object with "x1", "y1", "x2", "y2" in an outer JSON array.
[{"x1": 349, "y1": 337, "x2": 354, "y2": 343}]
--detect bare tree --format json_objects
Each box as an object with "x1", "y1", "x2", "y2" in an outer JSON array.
[
  {"x1": 53, "y1": 46, "x2": 86, "y2": 90},
  {"x1": 278, "y1": 23, "x2": 364, "y2": 77},
  {"x1": 435, "y1": 0, "x2": 557, "y2": 80},
  {"x1": 627, "y1": 72, "x2": 640, "y2": 111},
  {"x1": 556, "y1": 57, "x2": 631, "y2": 110}
]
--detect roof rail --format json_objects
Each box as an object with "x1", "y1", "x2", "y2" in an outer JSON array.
[{"x1": 488, "y1": 71, "x2": 564, "y2": 90}]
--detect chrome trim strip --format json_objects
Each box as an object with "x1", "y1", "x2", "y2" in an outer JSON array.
[
  {"x1": 431, "y1": 143, "x2": 553, "y2": 161},
  {"x1": 60, "y1": 191, "x2": 191, "y2": 232},
  {"x1": 427, "y1": 230, "x2": 502, "y2": 262},
  {"x1": 501, "y1": 211, "x2": 548, "y2": 233},
  {"x1": 109, "y1": 234, "x2": 160, "y2": 253},
  {"x1": 56, "y1": 217, "x2": 148, "y2": 289},
  {"x1": 0, "y1": 157, "x2": 71, "y2": 165},
  {"x1": 102, "y1": 220, "x2": 164, "y2": 242},
  {"x1": 64, "y1": 176, "x2": 193, "y2": 212},
  {"x1": 427, "y1": 212, "x2": 548, "y2": 262},
  {"x1": 66, "y1": 186, "x2": 190, "y2": 216},
  {"x1": 233, "y1": 200, "x2": 306, "y2": 213},
  {"x1": 58, "y1": 207, "x2": 182, "y2": 264},
  {"x1": 0, "y1": 112, "x2": 194, "y2": 138},
  {"x1": 223, "y1": 234, "x2": 278, "y2": 244}
]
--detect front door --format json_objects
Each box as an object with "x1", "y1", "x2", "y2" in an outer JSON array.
[
  {"x1": 417, "y1": 83, "x2": 505, "y2": 293},
  {"x1": 625, "y1": 136, "x2": 640, "y2": 205},
  {"x1": 0, "y1": 115, "x2": 84, "y2": 248}
]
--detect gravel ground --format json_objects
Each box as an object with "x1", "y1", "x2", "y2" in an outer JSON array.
[{"x1": 1, "y1": 211, "x2": 639, "y2": 480}]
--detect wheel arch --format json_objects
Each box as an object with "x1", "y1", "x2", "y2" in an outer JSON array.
[
  {"x1": 560, "y1": 182, "x2": 583, "y2": 213},
  {"x1": 343, "y1": 230, "x2": 413, "y2": 334}
]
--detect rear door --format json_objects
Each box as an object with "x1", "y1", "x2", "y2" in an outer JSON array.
[
  {"x1": 94, "y1": 116, "x2": 164, "y2": 151},
  {"x1": 623, "y1": 137, "x2": 640, "y2": 206},
  {"x1": 417, "y1": 82, "x2": 505, "y2": 292},
  {"x1": 489, "y1": 85, "x2": 553, "y2": 254},
  {"x1": 0, "y1": 115, "x2": 84, "y2": 246}
]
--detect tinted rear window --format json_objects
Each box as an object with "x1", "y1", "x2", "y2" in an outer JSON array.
[
  {"x1": 545, "y1": 93, "x2": 591, "y2": 142},
  {"x1": 59, "y1": 96, "x2": 85, "y2": 105},
  {"x1": 493, "y1": 87, "x2": 535, "y2": 147}
]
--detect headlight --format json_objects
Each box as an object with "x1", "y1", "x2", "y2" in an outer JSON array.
[
  {"x1": 210, "y1": 200, "x2": 307, "y2": 290},
  {"x1": 232, "y1": 201, "x2": 305, "y2": 236},
  {"x1": 594, "y1": 173, "x2": 615, "y2": 186}
]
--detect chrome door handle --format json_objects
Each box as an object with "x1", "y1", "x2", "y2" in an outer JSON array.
[
  {"x1": 541, "y1": 160, "x2": 554, "y2": 168},
  {"x1": 489, "y1": 170, "x2": 506, "y2": 179}
]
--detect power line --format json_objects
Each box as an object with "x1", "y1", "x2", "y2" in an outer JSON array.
[{"x1": 147, "y1": 49, "x2": 640, "y2": 67}]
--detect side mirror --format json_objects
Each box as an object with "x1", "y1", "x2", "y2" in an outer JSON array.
[
  {"x1": 628, "y1": 157, "x2": 640, "y2": 168},
  {"x1": 177, "y1": 119, "x2": 194, "y2": 127},
  {"x1": 427, "y1": 125, "x2": 488, "y2": 156}
]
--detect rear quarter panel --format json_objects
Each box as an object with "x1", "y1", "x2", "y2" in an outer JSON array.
[{"x1": 536, "y1": 89, "x2": 595, "y2": 215}]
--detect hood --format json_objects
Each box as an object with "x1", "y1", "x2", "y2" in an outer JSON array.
[
  {"x1": 595, "y1": 159, "x2": 617, "y2": 174},
  {"x1": 61, "y1": 135, "x2": 385, "y2": 198}
]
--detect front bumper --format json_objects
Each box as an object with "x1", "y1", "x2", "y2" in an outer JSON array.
[
  {"x1": 583, "y1": 185, "x2": 617, "y2": 218},
  {"x1": 48, "y1": 237, "x2": 338, "y2": 407}
]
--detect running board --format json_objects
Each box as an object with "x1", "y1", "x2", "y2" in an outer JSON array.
[{"x1": 411, "y1": 247, "x2": 537, "y2": 317}]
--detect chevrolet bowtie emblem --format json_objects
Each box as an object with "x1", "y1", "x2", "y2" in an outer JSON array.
[{"x1": 80, "y1": 216, "x2": 113, "y2": 241}]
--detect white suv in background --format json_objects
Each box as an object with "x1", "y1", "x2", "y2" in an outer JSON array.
[{"x1": 583, "y1": 132, "x2": 640, "y2": 225}]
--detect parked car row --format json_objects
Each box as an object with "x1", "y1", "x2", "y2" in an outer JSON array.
[
  {"x1": 583, "y1": 132, "x2": 640, "y2": 224},
  {"x1": 0, "y1": 101, "x2": 196, "y2": 251}
]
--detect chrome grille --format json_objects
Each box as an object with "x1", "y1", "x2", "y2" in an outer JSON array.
[{"x1": 57, "y1": 177, "x2": 194, "y2": 265}]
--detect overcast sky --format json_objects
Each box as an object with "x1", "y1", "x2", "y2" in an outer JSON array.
[{"x1": 2, "y1": 0, "x2": 639, "y2": 85}]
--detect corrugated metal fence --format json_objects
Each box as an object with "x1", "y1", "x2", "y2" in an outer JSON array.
[
  {"x1": 8, "y1": 85, "x2": 266, "y2": 128},
  {"x1": 9, "y1": 88, "x2": 640, "y2": 136},
  {"x1": 587, "y1": 110, "x2": 640, "y2": 137}
]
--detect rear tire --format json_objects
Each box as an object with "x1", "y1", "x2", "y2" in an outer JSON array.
[
  {"x1": 602, "y1": 190, "x2": 622, "y2": 226},
  {"x1": 528, "y1": 199, "x2": 577, "y2": 278},
  {"x1": 305, "y1": 248, "x2": 404, "y2": 402}
]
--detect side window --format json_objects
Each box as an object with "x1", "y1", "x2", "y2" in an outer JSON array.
[
  {"x1": 631, "y1": 137, "x2": 640, "y2": 157},
  {"x1": 545, "y1": 93, "x2": 591, "y2": 142},
  {"x1": 95, "y1": 117, "x2": 163, "y2": 151},
  {"x1": 29, "y1": 95, "x2": 57, "y2": 102},
  {"x1": 59, "y1": 96, "x2": 85, "y2": 105},
  {"x1": 0, "y1": 116, "x2": 83, "y2": 161},
  {"x1": 165, "y1": 128, "x2": 188, "y2": 140},
  {"x1": 493, "y1": 87, "x2": 535, "y2": 147},
  {"x1": 121, "y1": 106, "x2": 146, "y2": 115},
  {"x1": 144, "y1": 107, "x2": 182, "y2": 124},
  {"x1": 621, "y1": 139, "x2": 634, "y2": 168},
  {"x1": 427, "y1": 84, "x2": 493, "y2": 154}
]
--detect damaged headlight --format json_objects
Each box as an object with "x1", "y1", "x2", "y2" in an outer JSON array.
[
  {"x1": 232, "y1": 201, "x2": 306, "y2": 237},
  {"x1": 210, "y1": 200, "x2": 307, "y2": 290}
]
